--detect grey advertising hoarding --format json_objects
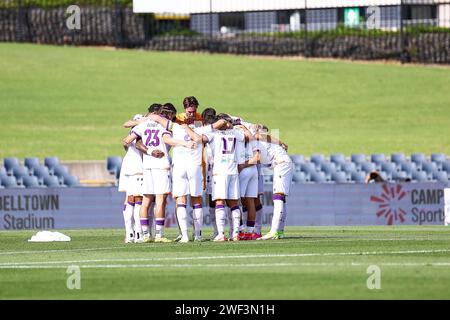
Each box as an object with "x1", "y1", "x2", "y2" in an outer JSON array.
[{"x1": 0, "y1": 182, "x2": 447, "y2": 230}]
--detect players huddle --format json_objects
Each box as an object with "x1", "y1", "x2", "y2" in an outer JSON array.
[{"x1": 119, "y1": 96, "x2": 293, "y2": 243}]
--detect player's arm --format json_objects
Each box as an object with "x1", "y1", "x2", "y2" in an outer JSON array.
[
  {"x1": 123, "y1": 117, "x2": 148, "y2": 128},
  {"x1": 254, "y1": 132, "x2": 288, "y2": 151},
  {"x1": 162, "y1": 133, "x2": 196, "y2": 149},
  {"x1": 146, "y1": 114, "x2": 171, "y2": 131},
  {"x1": 235, "y1": 124, "x2": 253, "y2": 142},
  {"x1": 135, "y1": 139, "x2": 148, "y2": 154},
  {"x1": 123, "y1": 132, "x2": 138, "y2": 146},
  {"x1": 238, "y1": 150, "x2": 261, "y2": 172},
  {"x1": 181, "y1": 124, "x2": 202, "y2": 144},
  {"x1": 211, "y1": 119, "x2": 228, "y2": 130}
]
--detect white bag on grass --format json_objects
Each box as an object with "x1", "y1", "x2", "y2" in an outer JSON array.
[{"x1": 28, "y1": 231, "x2": 71, "y2": 242}]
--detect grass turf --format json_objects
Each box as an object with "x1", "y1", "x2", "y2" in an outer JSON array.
[
  {"x1": 0, "y1": 226, "x2": 449, "y2": 299},
  {"x1": 1, "y1": 43, "x2": 450, "y2": 160}
]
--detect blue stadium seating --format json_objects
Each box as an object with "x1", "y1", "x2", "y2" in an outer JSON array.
[
  {"x1": 332, "y1": 171, "x2": 348, "y2": 183},
  {"x1": 330, "y1": 154, "x2": 346, "y2": 168},
  {"x1": 351, "y1": 171, "x2": 366, "y2": 184},
  {"x1": 293, "y1": 172, "x2": 306, "y2": 183},
  {"x1": 341, "y1": 162, "x2": 357, "y2": 174},
  {"x1": 422, "y1": 161, "x2": 438, "y2": 175},
  {"x1": 311, "y1": 171, "x2": 326, "y2": 183},
  {"x1": 320, "y1": 161, "x2": 337, "y2": 175},
  {"x1": 411, "y1": 153, "x2": 426, "y2": 165},
  {"x1": 391, "y1": 153, "x2": 406, "y2": 165},
  {"x1": 1, "y1": 175, "x2": 19, "y2": 188},
  {"x1": 22, "y1": 175, "x2": 41, "y2": 188},
  {"x1": 434, "y1": 171, "x2": 449, "y2": 184},
  {"x1": 360, "y1": 161, "x2": 376, "y2": 174},
  {"x1": 301, "y1": 162, "x2": 317, "y2": 176},
  {"x1": 431, "y1": 153, "x2": 446, "y2": 164},
  {"x1": 107, "y1": 156, "x2": 122, "y2": 175},
  {"x1": 63, "y1": 175, "x2": 80, "y2": 187},
  {"x1": 24, "y1": 157, "x2": 41, "y2": 174},
  {"x1": 412, "y1": 171, "x2": 428, "y2": 182},
  {"x1": 4, "y1": 157, "x2": 20, "y2": 175},
  {"x1": 43, "y1": 175, "x2": 61, "y2": 187},
  {"x1": 400, "y1": 161, "x2": 417, "y2": 175},
  {"x1": 381, "y1": 162, "x2": 397, "y2": 175},
  {"x1": 371, "y1": 154, "x2": 386, "y2": 165},
  {"x1": 310, "y1": 154, "x2": 326, "y2": 166},
  {"x1": 290, "y1": 155, "x2": 305, "y2": 164},
  {"x1": 351, "y1": 154, "x2": 366, "y2": 166}
]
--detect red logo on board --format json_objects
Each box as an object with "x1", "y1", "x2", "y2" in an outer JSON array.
[{"x1": 370, "y1": 184, "x2": 408, "y2": 225}]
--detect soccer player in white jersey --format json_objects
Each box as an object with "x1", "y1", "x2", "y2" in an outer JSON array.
[
  {"x1": 123, "y1": 112, "x2": 196, "y2": 243},
  {"x1": 202, "y1": 114, "x2": 251, "y2": 241},
  {"x1": 148, "y1": 105, "x2": 228, "y2": 243},
  {"x1": 254, "y1": 126, "x2": 293, "y2": 240},
  {"x1": 118, "y1": 114, "x2": 144, "y2": 243}
]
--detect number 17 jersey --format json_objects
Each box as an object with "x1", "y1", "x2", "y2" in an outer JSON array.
[{"x1": 204, "y1": 128, "x2": 245, "y2": 176}]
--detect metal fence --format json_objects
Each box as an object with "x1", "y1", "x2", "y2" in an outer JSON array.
[{"x1": 1, "y1": 0, "x2": 449, "y2": 63}]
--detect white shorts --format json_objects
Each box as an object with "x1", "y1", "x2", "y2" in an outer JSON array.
[
  {"x1": 118, "y1": 173, "x2": 143, "y2": 196},
  {"x1": 257, "y1": 164, "x2": 264, "y2": 195},
  {"x1": 142, "y1": 168, "x2": 171, "y2": 195},
  {"x1": 211, "y1": 174, "x2": 239, "y2": 201},
  {"x1": 172, "y1": 163, "x2": 204, "y2": 198},
  {"x1": 239, "y1": 166, "x2": 258, "y2": 198},
  {"x1": 273, "y1": 162, "x2": 293, "y2": 196}
]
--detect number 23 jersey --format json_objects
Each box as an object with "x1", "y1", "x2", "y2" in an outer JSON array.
[{"x1": 132, "y1": 120, "x2": 172, "y2": 169}]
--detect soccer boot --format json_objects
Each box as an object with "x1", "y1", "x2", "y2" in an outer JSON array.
[
  {"x1": 257, "y1": 231, "x2": 279, "y2": 240},
  {"x1": 276, "y1": 230, "x2": 285, "y2": 239},
  {"x1": 134, "y1": 232, "x2": 144, "y2": 243},
  {"x1": 154, "y1": 236, "x2": 172, "y2": 243},
  {"x1": 193, "y1": 235, "x2": 203, "y2": 242},
  {"x1": 178, "y1": 236, "x2": 190, "y2": 243},
  {"x1": 125, "y1": 233, "x2": 135, "y2": 244},
  {"x1": 142, "y1": 233, "x2": 152, "y2": 243},
  {"x1": 249, "y1": 232, "x2": 262, "y2": 240},
  {"x1": 212, "y1": 234, "x2": 228, "y2": 242},
  {"x1": 174, "y1": 234, "x2": 183, "y2": 242}
]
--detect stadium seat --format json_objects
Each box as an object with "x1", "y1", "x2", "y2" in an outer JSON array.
[
  {"x1": 107, "y1": 156, "x2": 123, "y2": 175},
  {"x1": 310, "y1": 154, "x2": 326, "y2": 166},
  {"x1": 290, "y1": 155, "x2": 305, "y2": 164},
  {"x1": 371, "y1": 153, "x2": 386, "y2": 165},
  {"x1": 360, "y1": 161, "x2": 376, "y2": 174},
  {"x1": 12, "y1": 166, "x2": 30, "y2": 185},
  {"x1": 0, "y1": 167, "x2": 7, "y2": 178},
  {"x1": 310, "y1": 171, "x2": 326, "y2": 183},
  {"x1": 294, "y1": 163, "x2": 302, "y2": 172},
  {"x1": 53, "y1": 165, "x2": 70, "y2": 182},
  {"x1": 24, "y1": 157, "x2": 41, "y2": 174},
  {"x1": 411, "y1": 153, "x2": 426, "y2": 165},
  {"x1": 422, "y1": 161, "x2": 438, "y2": 175},
  {"x1": 332, "y1": 171, "x2": 348, "y2": 183},
  {"x1": 351, "y1": 154, "x2": 366, "y2": 166},
  {"x1": 442, "y1": 161, "x2": 450, "y2": 174},
  {"x1": 341, "y1": 162, "x2": 357, "y2": 174},
  {"x1": 351, "y1": 171, "x2": 366, "y2": 184},
  {"x1": 23, "y1": 175, "x2": 41, "y2": 188},
  {"x1": 63, "y1": 175, "x2": 80, "y2": 187},
  {"x1": 330, "y1": 154, "x2": 346, "y2": 167},
  {"x1": 4, "y1": 157, "x2": 20, "y2": 175},
  {"x1": 400, "y1": 161, "x2": 417, "y2": 175},
  {"x1": 412, "y1": 171, "x2": 428, "y2": 182},
  {"x1": 431, "y1": 153, "x2": 446, "y2": 164},
  {"x1": 391, "y1": 153, "x2": 406, "y2": 165},
  {"x1": 33, "y1": 166, "x2": 51, "y2": 182},
  {"x1": 1, "y1": 175, "x2": 19, "y2": 188},
  {"x1": 301, "y1": 162, "x2": 317, "y2": 176},
  {"x1": 381, "y1": 162, "x2": 397, "y2": 175},
  {"x1": 434, "y1": 171, "x2": 449, "y2": 184},
  {"x1": 320, "y1": 161, "x2": 336, "y2": 175},
  {"x1": 392, "y1": 171, "x2": 410, "y2": 182},
  {"x1": 43, "y1": 175, "x2": 61, "y2": 187},
  {"x1": 293, "y1": 172, "x2": 306, "y2": 184},
  {"x1": 44, "y1": 157, "x2": 60, "y2": 170}
]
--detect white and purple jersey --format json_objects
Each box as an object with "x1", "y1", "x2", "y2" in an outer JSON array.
[
  {"x1": 258, "y1": 140, "x2": 291, "y2": 167},
  {"x1": 121, "y1": 128, "x2": 143, "y2": 175},
  {"x1": 132, "y1": 120, "x2": 172, "y2": 169},
  {"x1": 204, "y1": 128, "x2": 245, "y2": 176}
]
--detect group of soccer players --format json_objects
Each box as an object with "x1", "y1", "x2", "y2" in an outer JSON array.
[{"x1": 119, "y1": 96, "x2": 293, "y2": 243}]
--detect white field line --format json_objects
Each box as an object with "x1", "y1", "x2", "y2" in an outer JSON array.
[
  {"x1": 1, "y1": 262, "x2": 450, "y2": 269},
  {"x1": 1, "y1": 237, "x2": 449, "y2": 256},
  {"x1": 1, "y1": 249, "x2": 450, "y2": 267}
]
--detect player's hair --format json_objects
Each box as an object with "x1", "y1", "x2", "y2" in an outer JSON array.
[
  {"x1": 183, "y1": 96, "x2": 199, "y2": 109},
  {"x1": 201, "y1": 107, "x2": 217, "y2": 124},
  {"x1": 160, "y1": 103, "x2": 177, "y2": 121},
  {"x1": 148, "y1": 103, "x2": 162, "y2": 114},
  {"x1": 216, "y1": 113, "x2": 233, "y2": 124}
]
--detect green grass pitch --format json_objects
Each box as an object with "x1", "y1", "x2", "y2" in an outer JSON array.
[
  {"x1": 1, "y1": 43, "x2": 450, "y2": 160},
  {"x1": 1, "y1": 226, "x2": 449, "y2": 299}
]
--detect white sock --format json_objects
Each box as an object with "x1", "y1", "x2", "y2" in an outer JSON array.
[
  {"x1": 227, "y1": 207, "x2": 233, "y2": 238},
  {"x1": 215, "y1": 205, "x2": 226, "y2": 237},
  {"x1": 279, "y1": 202, "x2": 288, "y2": 232},
  {"x1": 176, "y1": 204, "x2": 189, "y2": 238},
  {"x1": 255, "y1": 204, "x2": 263, "y2": 234},
  {"x1": 231, "y1": 206, "x2": 241, "y2": 238},
  {"x1": 123, "y1": 203, "x2": 134, "y2": 238},
  {"x1": 271, "y1": 195, "x2": 284, "y2": 233},
  {"x1": 239, "y1": 207, "x2": 248, "y2": 232},
  {"x1": 134, "y1": 203, "x2": 143, "y2": 236},
  {"x1": 193, "y1": 204, "x2": 203, "y2": 238},
  {"x1": 155, "y1": 218, "x2": 165, "y2": 238},
  {"x1": 210, "y1": 206, "x2": 218, "y2": 235},
  {"x1": 148, "y1": 203, "x2": 154, "y2": 235}
]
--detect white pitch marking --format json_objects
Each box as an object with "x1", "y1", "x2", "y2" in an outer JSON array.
[{"x1": 1, "y1": 249, "x2": 450, "y2": 266}]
